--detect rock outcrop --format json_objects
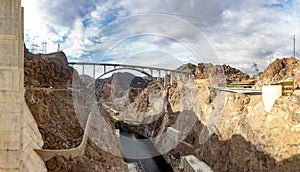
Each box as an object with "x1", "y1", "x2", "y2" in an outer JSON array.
[
  {"x1": 25, "y1": 50, "x2": 300, "y2": 172},
  {"x1": 24, "y1": 48, "x2": 128, "y2": 171},
  {"x1": 258, "y1": 57, "x2": 300, "y2": 87},
  {"x1": 123, "y1": 59, "x2": 300, "y2": 171},
  {"x1": 174, "y1": 61, "x2": 300, "y2": 171},
  {"x1": 178, "y1": 63, "x2": 249, "y2": 83},
  {"x1": 24, "y1": 49, "x2": 83, "y2": 149}
]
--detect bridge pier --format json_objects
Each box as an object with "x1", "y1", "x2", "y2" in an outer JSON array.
[
  {"x1": 92, "y1": 64, "x2": 95, "y2": 79},
  {"x1": 105, "y1": 65, "x2": 107, "y2": 73},
  {"x1": 164, "y1": 72, "x2": 168, "y2": 87},
  {"x1": 158, "y1": 70, "x2": 161, "y2": 81}
]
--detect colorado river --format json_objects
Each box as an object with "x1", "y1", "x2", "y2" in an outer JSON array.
[{"x1": 120, "y1": 131, "x2": 173, "y2": 172}]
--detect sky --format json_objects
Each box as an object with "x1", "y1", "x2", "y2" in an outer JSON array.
[{"x1": 22, "y1": 0, "x2": 300, "y2": 75}]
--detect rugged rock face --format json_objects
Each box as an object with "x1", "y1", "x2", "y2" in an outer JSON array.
[
  {"x1": 24, "y1": 48, "x2": 128, "y2": 171},
  {"x1": 259, "y1": 57, "x2": 300, "y2": 87},
  {"x1": 24, "y1": 49, "x2": 83, "y2": 149},
  {"x1": 180, "y1": 74, "x2": 300, "y2": 171},
  {"x1": 24, "y1": 50, "x2": 73, "y2": 88},
  {"x1": 124, "y1": 59, "x2": 300, "y2": 171},
  {"x1": 25, "y1": 48, "x2": 300, "y2": 172},
  {"x1": 129, "y1": 81, "x2": 161, "y2": 113},
  {"x1": 197, "y1": 89, "x2": 300, "y2": 171},
  {"x1": 46, "y1": 139, "x2": 128, "y2": 172},
  {"x1": 178, "y1": 63, "x2": 250, "y2": 83},
  {"x1": 95, "y1": 72, "x2": 150, "y2": 102},
  {"x1": 221, "y1": 64, "x2": 250, "y2": 82}
]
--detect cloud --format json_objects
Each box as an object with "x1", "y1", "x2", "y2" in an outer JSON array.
[
  {"x1": 23, "y1": 0, "x2": 124, "y2": 55},
  {"x1": 22, "y1": 0, "x2": 300, "y2": 74}
]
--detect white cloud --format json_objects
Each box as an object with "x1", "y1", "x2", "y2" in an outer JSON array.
[{"x1": 22, "y1": 0, "x2": 300, "y2": 73}]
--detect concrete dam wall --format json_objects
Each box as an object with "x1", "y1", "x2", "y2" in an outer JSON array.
[{"x1": 0, "y1": 0, "x2": 46, "y2": 171}]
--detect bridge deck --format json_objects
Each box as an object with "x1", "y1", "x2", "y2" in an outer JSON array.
[
  {"x1": 68, "y1": 62, "x2": 192, "y2": 75},
  {"x1": 213, "y1": 87, "x2": 262, "y2": 94}
]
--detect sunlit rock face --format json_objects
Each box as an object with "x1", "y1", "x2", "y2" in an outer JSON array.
[
  {"x1": 258, "y1": 57, "x2": 300, "y2": 87},
  {"x1": 108, "y1": 60, "x2": 300, "y2": 171},
  {"x1": 78, "y1": 57, "x2": 300, "y2": 171}
]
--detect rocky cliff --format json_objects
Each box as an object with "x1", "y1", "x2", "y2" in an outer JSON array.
[
  {"x1": 178, "y1": 63, "x2": 250, "y2": 83},
  {"x1": 24, "y1": 47, "x2": 128, "y2": 172},
  {"x1": 122, "y1": 59, "x2": 300, "y2": 171},
  {"x1": 24, "y1": 49, "x2": 83, "y2": 149},
  {"x1": 258, "y1": 57, "x2": 300, "y2": 87},
  {"x1": 25, "y1": 50, "x2": 300, "y2": 172}
]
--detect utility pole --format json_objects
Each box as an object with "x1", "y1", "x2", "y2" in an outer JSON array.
[
  {"x1": 266, "y1": 49, "x2": 275, "y2": 63},
  {"x1": 57, "y1": 43, "x2": 61, "y2": 52},
  {"x1": 293, "y1": 35, "x2": 296, "y2": 58}
]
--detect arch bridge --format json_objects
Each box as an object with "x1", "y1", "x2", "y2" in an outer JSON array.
[{"x1": 68, "y1": 62, "x2": 194, "y2": 88}]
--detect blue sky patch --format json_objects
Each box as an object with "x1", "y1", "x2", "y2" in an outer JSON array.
[
  {"x1": 100, "y1": 55, "x2": 115, "y2": 62},
  {"x1": 262, "y1": 0, "x2": 292, "y2": 9}
]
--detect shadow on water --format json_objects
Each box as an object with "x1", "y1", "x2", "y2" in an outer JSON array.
[{"x1": 120, "y1": 131, "x2": 173, "y2": 172}]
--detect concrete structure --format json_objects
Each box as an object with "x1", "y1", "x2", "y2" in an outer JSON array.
[
  {"x1": 167, "y1": 127, "x2": 183, "y2": 142},
  {"x1": 35, "y1": 133, "x2": 88, "y2": 162},
  {"x1": 262, "y1": 85, "x2": 282, "y2": 112},
  {"x1": 35, "y1": 108, "x2": 98, "y2": 162},
  {"x1": 0, "y1": 1, "x2": 46, "y2": 171},
  {"x1": 280, "y1": 78, "x2": 294, "y2": 98},
  {"x1": 213, "y1": 87, "x2": 262, "y2": 95},
  {"x1": 127, "y1": 162, "x2": 144, "y2": 172},
  {"x1": 114, "y1": 129, "x2": 120, "y2": 138},
  {"x1": 22, "y1": 101, "x2": 46, "y2": 171},
  {"x1": 69, "y1": 62, "x2": 193, "y2": 88},
  {"x1": 180, "y1": 155, "x2": 213, "y2": 172},
  {"x1": 228, "y1": 80, "x2": 256, "y2": 88}
]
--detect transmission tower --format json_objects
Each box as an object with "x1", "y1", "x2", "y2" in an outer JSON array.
[
  {"x1": 41, "y1": 42, "x2": 47, "y2": 54},
  {"x1": 31, "y1": 44, "x2": 40, "y2": 53},
  {"x1": 252, "y1": 62, "x2": 259, "y2": 75}
]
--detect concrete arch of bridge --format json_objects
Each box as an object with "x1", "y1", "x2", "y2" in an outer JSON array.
[{"x1": 87, "y1": 67, "x2": 165, "y2": 90}]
